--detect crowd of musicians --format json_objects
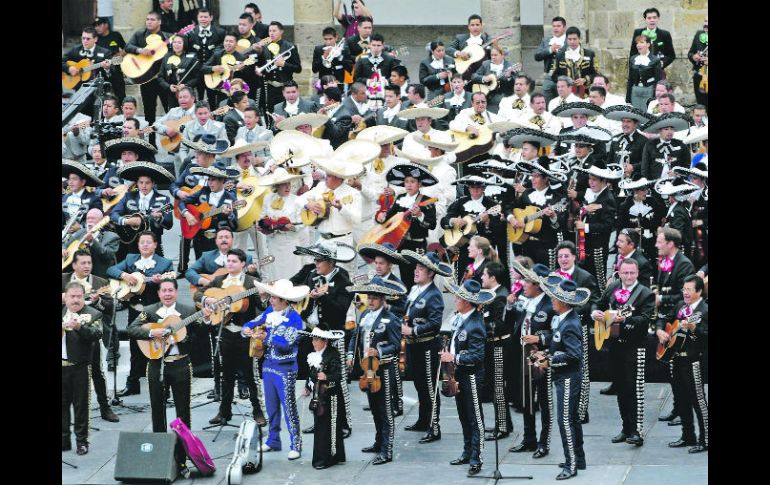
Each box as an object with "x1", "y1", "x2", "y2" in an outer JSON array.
[{"x1": 62, "y1": 1, "x2": 708, "y2": 481}]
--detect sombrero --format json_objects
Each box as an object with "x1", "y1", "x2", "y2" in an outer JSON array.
[
  {"x1": 641, "y1": 112, "x2": 692, "y2": 133},
  {"x1": 618, "y1": 174, "x2": 657, "y2": 190},
  {"x1": 357, "y1": 242, "x2": 409, "y2": 265},
  {"x1": 396, "y1": 106, "x2": 449, "y2": 120},
  {"x1": 275, "y1": 113, "x2": 329, "y2": 131},
  {"x1": 117, "y1": 161, "x2": 173, "y2": 184},
  {"x1": 386, "y1": 162, "x2": 438, "y2": 187},
  {"x1": 190, "y1": 166, "x2": 239, "y2": 179},
  {"x1": 654, "y1": 179, "x2": 700, "y2": 199},
  {"x1": 254, "y1": 279, "x2": 310, "y2": 302},
  {"x1": 511, "y1": 261, "x2": 551, "y2": 283},
  {"x1": 270, "y1": 130, "x2": 328, "y2": 169},
  {"x1": 602, "y1": 105, "x2": 651, "y2": 123},
  {"x1": 356, "y1": 125, "x2": 410, "y2": 145},
  {"x1": 682, "y1": 125, "x2": 708, "y2": 145},
  {"x1": 505, "y1": 128, "x2": 558, "y2": 148},
  {"x1": 222, "y1": 138, "x2": 270, "y2": 158},
  {"x1": 104, "y1": 136, "x2": 157, "y2": 159},
  {"x1": 293, "y1": 240, "x2": 357, "y2": 262},
  {"x1": 488, "y1": 119, "x2": 540, "y2": 133},
  {"x1": 442, "y1": 278, "x2": 495, "y2": 305},
  {"x1": 451, "y1": 174, "x2": 498, "y2": 186},
  {"x1": 539, "y1": 274, "x2": 592, "y2": 306},
  {"x1": 180, "y1": 133, "x2": 231, "y2": 154},
  {"x1": 515, "y1": 156, "x2": 569, "y2": 182},
  {"x1": 255, "y1": 167, "x2": 304, "y2": 186},
  {"x1": 347, "y1": 275, "x2": 407, "y2": 297},
  {"x1": 411, "y1": 130, "x2": 459, "y2": 152},
  {"x1": 313, "y1": 157, "x2": 366, "y2": 179},
  {"x1": 400, "y1": 250, "x2": 453, "y2": 277},
  {"x1": 62, "y1": 159, "x2": 104, "y2": 187},
  {"x1": 672, "y1": 162, "x2": 708, "y2": 180},
  {"x1": 551, "y1": 101, "x2": 604, "y2": 118}
]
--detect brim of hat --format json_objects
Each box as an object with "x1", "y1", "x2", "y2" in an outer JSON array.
[
  {"x1": 180, "y1": 138, "x2": 231, "y2": 154},
  {"x1": 300, "y1": 328, "x2": 343, "y2": 340},
  {"x1": 332, "y1": 139, "x2": 382, "y2": 165},
  {"x1": 62, "y1": 159, "x2": 104, "y2": 186},
  {"x1": 443, "y1": 279, "x2": 496, "y2": 305},
  {"x1": 515, "y1": 159, "x2": 567, "y2": 181},
  {"x1": 400, "y1": 250, "x2": 453, "y2": 277},
  {"x1": 346, "y1": 283, "x2": 405, "y2": 297},
  {"x1": 386, "y1": 163, "x2": 438, "y2": 187},
  {"x1": 683, "y1": 127, "x2": 708, "y2": 144},
  {"x1": 222, "y1": 141, "x2": 270, "y2": 157},
  {"x1": 276, "y1": 114, "x2": 329, "y2": 131},
  {"x1": 270, "y1": 130, "x2": 327, "y2": 168},
  {"x1": 602, "y1": 105, "x2": 651, "y2": 123},
  {"x1": 254, "y1": 281, "x2": 310, "y2": 302},
  {"x1": 551, "y1": 102, "x2": 604, "y2": 118},
  {"x1": 293, "y1": 243, "x2": 357, "y2": 263},
  {"x1": 312, "y1": 157, "x2": 366, "y2": 178},
  {"x1": 540, "y1": 277, "x2": 591, "y2": 306},
  {"x1": 642, "y1": 115, "x2": 692, "y2": 133},
  {"x1": 255, "y1": 172, "x2": 304, "y2": 186},
  {"x1": 357, "y1": 126, "x2": 410, "y2": 145},
  {"x1": 655, "y1": 181, "x2": 700, "y2": 196},
  {"x1": 506, "y1": 128, "x2": 558, "y2": 148},
  {"x1": 392, "y1": 147, "x2": 444, "y2": 167},
  {"x1": 451, "y1": 176, "x2": 493, "y2": 186},
  {"x1": 396, "y1": 107, "x2": 449, "y2": 120},
  {"x1": 672, "y1": 166, "x2": 708, "y2": 179},
  {"x1": 104, "y1": 138, "x2": 158, "y2": 158},
  {"x1": 117, "y1": 162, "x2": 174, "y2": 183},
  {"x1": 190, "y1": 166, "x2": 238, "y2": 179},
  {"x1": 618, "y1": 177, "x2": 657, "y2": 189},
  {"x1": 572, "y1": 165, "x2": 623, "y2": 180},
  {"x1": 558, "y1": 132, "x2": 601, "y2": 145},
  {"x1": 510, "y1": 259, "x2": 539, "y2": 283},
  {"x1": 488, "y1": 120, "x2": 539, "y2": 132},
  {"x1": 357, "y1": 243, "x2": 409, "y2": 264},
  {"x1": 412, "y1": 132, "x2": 459, "y2": 152}
]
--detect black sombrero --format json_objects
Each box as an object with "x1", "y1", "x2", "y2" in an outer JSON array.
[
  {"x1": 190, "y1": 166, "x2": 239, "y2": 179},
  {"x1": 62, "y1": 159, "x2": 104, "y2": 187},
  {"x1": 104, "y1": 137, "x2": 157, "y2": 159},
  {"x1": 515, "y1": 156, "x2": 568, "y2": 182},
  {"x1": 641, "y1": 112, "x2": 692, "y2": 133},
  {"x1": 572, "y1": 158, "x2": 623, "y2": 180},
  {"x1": 117, "y1": 161, "x2": 174, "y2": 184},
  {"x1": 386, "y1": 163, "x2": 438, "y2": 187},
  {"x1": 181, "y1": 133, "x2": 231, "y2": 154},
  {"x1": 602, "y1": 105, "x2": 652, "y2": 124},
  {"x1": 400, "y1": 250, "x2": 453, "y2": 277},
  {"x1": 654, "y1": 179, "x2": 700, "y2": 199},
  {"x1": 293, "y1": 240, "x2": 357, "y2": 263},
  {"x1": 506, "y1": 128, "x2": 558, "y2": 148},
  {"x1": 511, "y1": 261, "x2": 551, "y2": 283},
  {"x1": 672, "y1": 162, "x2": 708, "y2": 180},
  {"x1": 347, "y1": 275, "x2": 407, "y2": 297},
  {"x1": 451, "y1": 174, "x2": 497, "y2": 186},
  {"x1": 551, "y1": 101, "x2": 604, "y2": 118},
  {"x1": 540, "y1": 274, "x2": 592, "y2": 306},
  {"x1": 357, "y1": 242, "x2": 409, "y2": 265},
  {"x1": 443, "y1": 279, "x2": 495, "y2": 305}
]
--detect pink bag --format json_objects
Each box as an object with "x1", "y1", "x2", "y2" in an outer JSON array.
[{"x1": 169, "y1": 417, "x2": 216, "y2": 476}]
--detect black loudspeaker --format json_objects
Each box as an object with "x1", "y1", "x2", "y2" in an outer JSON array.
[{"x1": 114, "y1": 432, "x2": 178, "y2": 483}]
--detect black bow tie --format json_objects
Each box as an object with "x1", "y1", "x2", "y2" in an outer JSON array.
[
  {"x1": 200, "y1": 28, "x2": 211, "y2": 37},
  {"x1": 80, "y1": 49, "x2": 93, "y2": 57}
]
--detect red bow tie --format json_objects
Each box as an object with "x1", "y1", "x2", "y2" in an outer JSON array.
[{"x1": 557, "y1": 270, "x2": 572, "y2": 280}]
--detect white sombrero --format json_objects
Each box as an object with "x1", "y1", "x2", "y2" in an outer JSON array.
[
  {"x1": 222, "y1": 138, "x2": 270, "y2": 158},
  {"x1": 488, "y1": 119, "x2": 539, "y2": 132},
  {"x1": 270, "y1": 130, "x2": 328, "y2": 169},
  {"x1": 313, "y1": 157, "x2": 366, "y2": 178},
  {"x1": 683, "y1": 125, "x2": 708, "y2": 145},
  {"x1": 412, "y1": 130, "x2": 460, "y2": 152},
  {"x1": 275, "y1": 113, "x2": 329, "y2": 131},
  {"x1": 255, "y1": 167, "x2": 304, "y2": 186},
  {"x1": 356, "y1": 125, "x2": 410, "y2": 146},
  {"x1": 396, "y1": 106, "x2": 449, "y2": 120},
  {"x1": 254, "y1": 279, "x2": 310, "y2": 302}
]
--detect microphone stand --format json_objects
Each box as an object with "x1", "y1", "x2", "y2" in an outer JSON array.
[{"x1": 469, "y1": 317, "x2": 532, "y2": 483}]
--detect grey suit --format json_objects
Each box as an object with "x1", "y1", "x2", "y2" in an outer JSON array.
[
  {"x1": 472, "y1": 59, "x2": 517, "y2": 112},
  {"x1": 534, "y1": 37, "x2": 566, "y2": 104},
  {"x1": 178, "y1": 119, "x2": 228, "y2": 161},
  {"x1": 63, "y1": 229, "x2": 120, "y2": 280},
  {"x1": 272, "y1": 98, "x2": 321, "y2": 119}
]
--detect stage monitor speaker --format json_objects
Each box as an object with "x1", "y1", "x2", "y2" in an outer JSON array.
[{"x1": 114, "y1": 432, "x2": 178, "y2": 483}]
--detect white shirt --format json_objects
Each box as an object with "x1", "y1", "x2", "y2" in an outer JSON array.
[
  {"x1": 449, "y1": 92, "x2": 466, "y2": 106},
  {"x1": 462, "y1": 196, "x2": 486, "y2": 214},
  {"x1": 549, "y1": 34, "x2": 566, "y2": 47},
  {"x1": 529, "y1": 186, "x2": 548, "y2": 206},
  {"x1": 584, "y1": 185, "x2": 607, "y2": 204},
  {"x1": 138, "y1": 192, "x2": 153, "y2": 211},
  {"x1": 522, "y1": 292, "x2": 546, "y2": 336},
  {"x1": 466, "y1": 34, "x2": 483, "y2": 46},
  {"x1": 208, "y1": 189, "x2": 225, "y2": 207},
  {"x1": 65, "y1": 189, "x2": 86, "y2": 217},
  {"x1": 222, "y1": 272, "x2": 245, "y2": 288},
  {"x1": 214, "y1": 251, "x2": 228, "y2": 266},
  {"x1": 551, "y1": 308, "x2": 572, "y2": 330},
  {"x1": 284, "y1": 100, "x2": 299, "y2": 116},
  {"x1": 354, "y1": 100, "x2": 370, "y2": 115},
  {"x1": 361, "y1": 307, "x2": 383, "y2": 354},
  {"x1": 430, "y1": 57, "x2": 445, "y2": 70},
  {"x1": 155, "y1": 303, "x2": 182, "y2": 355},
  {"x1": 629, "y1": 199, "x2": 652, "y2": 217},
  {"x1": 449, "y1": 107, "x2": 503, "y2": 132},
  {"x1": 489, "y1": 62, "x2": 504, "y2": 76},
  {"x1": 134, "y1": 256, "x2": 156, "y2": 271},
  {"x1": 407, "y1": 282, "x2": 431, "y2": 303},
  {"x1": 565, "y1": 47, "x2": 582, "y2": 62},
  {"x1": 383, "y1": 103, "x2": 402, "y2": 122},
  {"x1": 634, "y1": 54, "x2": 651, "y2": 66}
]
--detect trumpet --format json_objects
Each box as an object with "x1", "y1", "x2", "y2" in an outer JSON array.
[
  {"x1": 256, "y1": 46, "x2": 295, "y2": 75},
  {"x1": 322, "y1": 39, "x2": 346, "y2": 68}
]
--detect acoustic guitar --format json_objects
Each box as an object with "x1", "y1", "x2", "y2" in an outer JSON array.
[
  {"x1": 235, "y1": 176, "x2": 268, "y2": 231},
  {"x1": 444, "y1": 204, "x2": 502, "y2": 247},
  {"x1": 471, "y1": 62, "x2": 522, "y2": 95},
  {"x1": 62, "y1": 56, "x2": 123, "y2": 90},
  {"x1": 121, "y1": 24, "x2": 196, "y2": 84},
  {"x1": 593, "y1": 305, "x2": 635, "y2": 350},
  {"x1": 453, "y1": 31, "x2": 514, "y2": 74},
  {"x1": 112, "y1": 203, "x2": 174, "y2": 244},
  {"x1": 204, "y1": 55, "x2": 257, "y2": 90},
  {"x1": 357, "y1": 196, "x2": 438, "y2": 249},
  {"x1": 450, "y1": 126, "x2": 495, "y2": 164},
  {"x1": 507, "y1": 200, "x2": 568, "y2": 243},
  {"x1": 61, "y1": 216, "x2": 112, "y2": 270},
  {"x1": 656, "y1": 312, "x2": 702, "y2": 363},
  {"x1": 101, "y1": 183, "x2": 135, "y2": 214},
  {"x1": 202, "y1": 284, "x2": 264, "y2": 326},
  {"x1": 159, "y1": 106, "x2": 231, "y2": 153},
  {"x1": 110, "y1": 271, "x2": 178, "y2": 301},
  {"x1": 180, "y1": 199, "x2": 247, "y2": 240},
  {"x1": 190, "y1": 255, "x2": 275, "y2": 293}
]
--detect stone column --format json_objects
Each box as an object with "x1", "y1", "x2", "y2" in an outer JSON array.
[
  {"x1": 294, "y1": 0, "x2": 334, "y2": 95},
  {"x1": 480, "y1": 0, "x2": 522, "y2": 65},
  {"x1": 113, "y1": 0, "x2": 152, "y2": 43}
]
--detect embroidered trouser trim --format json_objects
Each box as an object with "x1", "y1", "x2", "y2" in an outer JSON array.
[
  {"x1": 334, "y1": 337, "x2": 352, "y2": 429},
  {"x1": 368, "y1": 365, "x2": 396, "y2": 459},
  {"x1": 555, "y1": 372, "x2": 584, "y2": 473},
  {"x1": 578, "y1": 325, "x2": 590, "y2": 421},
  {"x1": 456, "y1": 373, "x2": 485, "y2": 466},
  {"x1": 263, "y1": 367, "x2": 301, "y2": 451},
  {"x1": 492, "y1": 344, "x2": 511, "y2": 433},
  {"x1": 394, "y1": 362, "x2": 404, "y2": 414}
]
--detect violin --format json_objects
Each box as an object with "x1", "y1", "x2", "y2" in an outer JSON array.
[
  {"x1": 577, "y1": 207, "x2": 587, "y2": 263},
  {"x1": 440, "y1": 335, "x2": 459, "y2": 397},
  {"x1": 399, "y1": 315, "x2": 409, "y2": 373},
  {"x1": 358, "y1": 334, "x2": 382, "y2": 393},
  {"x1": 374, "y1": 191, "x2": 395, "y2": 224},
  {"x1": 309, "y1": 363, "x2": 328, "y2": 416}
]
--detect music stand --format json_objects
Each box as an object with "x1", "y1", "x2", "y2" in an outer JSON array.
[{"x1": 469, "y1": 318, "x2": 532, "y2": 483}]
